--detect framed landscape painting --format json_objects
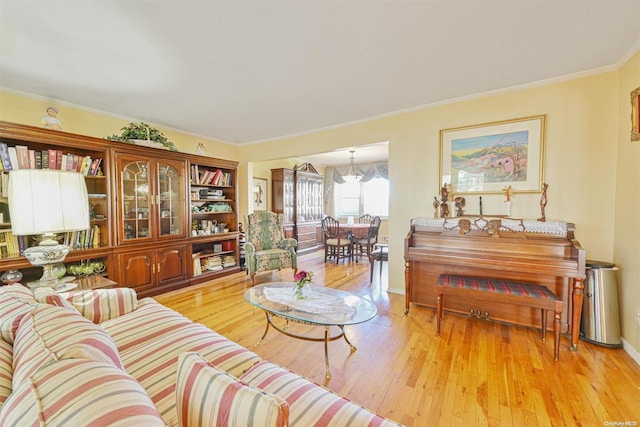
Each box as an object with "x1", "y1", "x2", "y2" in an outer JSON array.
[{"x1": 440, "y1": 115, "x2": 546, "y2": 195}]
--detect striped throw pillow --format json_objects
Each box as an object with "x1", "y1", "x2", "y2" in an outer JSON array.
[
  {"x1": 33, "y1": 287, "x2": 76, "y2": 310},
  {"x1": 0, "y1": 359, "x2": 165, "y2": 426},
  {"x1": 176, "y1": 352, "x2": 289, "y2": 427},
  {"x1": 0, "y1": 284, "x2": 38, "y2": 344},
  {"x1": 12, "y1": 304, "x2": 124, "y2": 388},
  {"x1": 59, "y1": 287, "x2": 138, "y2": 324},
  {"x1": 240, "y1": 361, "x2": 403, "y2": 427},
  {"x1": 0, "y1": 337, "x2": 12, "y2": 407}
]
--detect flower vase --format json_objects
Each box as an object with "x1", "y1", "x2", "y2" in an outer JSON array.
[{"x1": 294, "y1": 283, "x2": 311, "y2": 299}]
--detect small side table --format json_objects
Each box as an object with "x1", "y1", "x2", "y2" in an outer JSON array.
[{"x1": 369, "y1": 243, "x2": 388, "y2": 283}]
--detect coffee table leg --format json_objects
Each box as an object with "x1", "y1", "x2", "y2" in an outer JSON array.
[
  {"x1": 339, "y1": 325, "x2": 357, "y2": 352},
  {"x1": 255, "y1": 312, "x2": 271, "y2": 347},
  {"x1": 324, "y1": 327, "x2": 331, "y2": 380}
]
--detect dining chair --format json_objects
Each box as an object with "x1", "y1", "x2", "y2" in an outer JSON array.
[
  {"x1": 369, "y1": 243, "x2": 388, "y2": 283},
  {"x1": 358, "y1": 214, "x2": 374, "y2": 224},
  {"x1": 356, "y1": 216, "x2": 381, "y2": 262},
  {"x1": 321, "y1": 216, "x2": 352, "y2": 263}
]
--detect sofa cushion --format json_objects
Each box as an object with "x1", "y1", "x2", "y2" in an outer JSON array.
[
  {"x1": 64, "y1": 287, "x2": 138, "y2": 323},
  {"x1": 101, "y1": 298, "x2": 262, "y2": 425},
  {"x1": 12, "y1": 304, "x2": 124, "y2": 388},
  {"x1": 240, "y1": 361, "x2": 403, "y2": 427},
  {"x1": 33, "y1": 287, "x2": 76, "y2": 310},
  {"x1": 0, "y1": 284, "x2": 38, "y2": 344},
  {"x1": 176, "y1": 352, "x2": 289, "y2": 427},
  {"x1": 0, "y1": 359, "x2": 165, "y2": 426},
  {"x1": 0, "y1": 336, "x2": 12, "y2": 407}
]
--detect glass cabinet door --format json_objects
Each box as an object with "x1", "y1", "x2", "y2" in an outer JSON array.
[
  {"x1": 157, "y1": 160, "x2": 185, "y2": 238},
  {"x1": 121, "y1": 160, "x2": 152, "y2": 242}
]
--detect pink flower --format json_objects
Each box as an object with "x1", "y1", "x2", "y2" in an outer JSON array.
[{"x1": 295, "y1": 270, "x2": 313, "y2": 286}]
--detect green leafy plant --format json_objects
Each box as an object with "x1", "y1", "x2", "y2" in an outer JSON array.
[{"x1": 106, "y1": 122, "x2": 177, "y2": 151}]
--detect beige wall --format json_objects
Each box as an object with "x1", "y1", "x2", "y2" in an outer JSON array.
[
  {"x1": 240, "y1": 71, "x2": 621, "y2": 285},
  {"x1": 614, "y1": 51, "x2": 640, "y2": 353},
  {"x1": 0, "y1": 91, "x2": 238, "y2": 159}
]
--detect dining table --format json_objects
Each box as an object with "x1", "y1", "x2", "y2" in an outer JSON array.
[
  {"x1": 337, "y1": 223, "x2": 371, "y2": 262},
  {"x1": 338, "y1": 223, "x2": 371, "y2": 240}
]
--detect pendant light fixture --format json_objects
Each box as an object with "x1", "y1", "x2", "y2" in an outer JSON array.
[{"x1": 344, "y1": 150, "x2": 361, "y2": 182}]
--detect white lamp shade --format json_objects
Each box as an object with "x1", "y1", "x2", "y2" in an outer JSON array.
[{"x1": 8, "y1": 170, "x2": 90, "y2": 235}]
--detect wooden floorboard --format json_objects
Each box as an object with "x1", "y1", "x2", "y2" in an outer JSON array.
[{"x1": 155, "y1": 250, "x2": 640, "y2": 426}]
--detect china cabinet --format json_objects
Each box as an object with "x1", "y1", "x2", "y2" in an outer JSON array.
[
  {"x1": 188, "y1": 158, "x2": 240, "y2": 281},
  {"x1": 0, "y1": 121, "x2": 239, "y2": 297},
  {"x1": 271, "y1": 165, "x2": 323, "y2": 253},
  {"x1": 114, "y1": 152, "x2": 187, "y2": 244},
  {"x1": 0, "y1": 122, "x2": 114, "y2": 284}
]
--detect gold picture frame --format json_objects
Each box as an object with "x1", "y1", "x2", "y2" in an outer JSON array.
[
  {"x1": 632, "y1": 86, "x2": 640, "y2": 142},
  {"x1": 440, "y1": 115, "x2": 546, "y2": 195}
]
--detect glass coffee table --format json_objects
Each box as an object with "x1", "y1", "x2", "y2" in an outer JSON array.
[{"x1": 244, "y1": 282, "x2": 377, "y2": 379}]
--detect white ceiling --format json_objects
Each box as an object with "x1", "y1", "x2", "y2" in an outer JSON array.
[{"x1": 1, "y1": 1, "x2": 639, "y2": 158}]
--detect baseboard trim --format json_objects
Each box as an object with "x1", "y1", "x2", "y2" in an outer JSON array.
[{"x1": 622, "y1": 338, "x2": 640, "y2": 366}]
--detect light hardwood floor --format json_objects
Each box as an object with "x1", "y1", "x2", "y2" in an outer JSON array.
[{"x1": 155, "y1": 250, "x2": 640, "y2": 427}]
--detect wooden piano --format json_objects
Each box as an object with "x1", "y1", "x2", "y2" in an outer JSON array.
[{"x1": 404, "y1": 217, "x2": 586, "y2": 350}]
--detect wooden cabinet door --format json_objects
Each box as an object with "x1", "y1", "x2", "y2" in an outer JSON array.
[
  {"x1": 115, "y1": 153, "x2": 155, "y2": 245},
  {"x1": 156, "y1": 246, "x2": 187, "y2": 286},
  {"x1": 117, "y1": 250, "x2": 155, "y2": 292},
  {"x1": 156, "y1": 158, "x2": 187, "y2": 240}
]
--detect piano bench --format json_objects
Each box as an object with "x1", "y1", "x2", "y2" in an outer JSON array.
[{"x1": 435, "y1": 274, "x2": 563, "y2": 361}]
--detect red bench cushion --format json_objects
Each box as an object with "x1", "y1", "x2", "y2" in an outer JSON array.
[{"x1": 437, "y1": 275, "x2": 560, "y2": 300}]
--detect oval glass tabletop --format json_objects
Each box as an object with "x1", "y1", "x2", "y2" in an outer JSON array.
[{"x1": 244, "y1": 282, "x2": 377, "y2": 326}]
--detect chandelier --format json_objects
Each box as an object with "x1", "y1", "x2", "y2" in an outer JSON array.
[{"x1": 344, "y1": 150, "x2": 361, "y2": 181}]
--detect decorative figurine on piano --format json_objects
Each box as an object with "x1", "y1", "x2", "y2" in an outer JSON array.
[
  {"x1": 433, "y1": 197, "x2": 440, "y2": 219},
  {"x1": 538, "y1": 182, "x2": 548, "y2": 222},
  {"x1": 502, "y1": 185, "x2": 513, "y2": 217},
  {"x1": 454, "y1": 196, "x2": 465, "y2": 217},
  {"x1": 440, "y1": 183, "x2": 453, "y2": 218}
]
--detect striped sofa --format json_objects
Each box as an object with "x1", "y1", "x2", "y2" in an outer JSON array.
[{"x1": 0, "y1": 284, "x2": 402, "y2": 426}]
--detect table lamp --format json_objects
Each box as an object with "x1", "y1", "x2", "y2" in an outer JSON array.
[{"x1": 8, "y1": 169, "x2": 89, "y2": 288}]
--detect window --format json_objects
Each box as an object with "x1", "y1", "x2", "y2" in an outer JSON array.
[{"x1": 337, "y1": 178, "x2": 389, "y2": 217}]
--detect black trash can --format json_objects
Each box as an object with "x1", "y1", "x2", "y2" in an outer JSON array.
[{"x1": 580, "y1": 260, "x2": 622, "y2": 347}]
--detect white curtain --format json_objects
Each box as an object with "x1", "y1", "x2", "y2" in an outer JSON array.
[{"x1": 323, "y1": 162, "x2": 389, "y2": 214}]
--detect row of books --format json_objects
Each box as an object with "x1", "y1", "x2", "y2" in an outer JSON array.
[
  {"x1": 0, "y1": 226, "x2": 102, "y2": 256},
  {"x1": 190, "y1": 165, "x2": 232, "y2": 186},
  {"x1": 0, "y1": 142, "x2": 103, "y2": 176}
]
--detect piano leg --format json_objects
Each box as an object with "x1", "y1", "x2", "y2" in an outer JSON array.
[
  {"x1": 571, "y1": 278, "x2": 585, "y2": 351},
  {"x1": 436, "y1": 293, "x2": 443, "y2": 336},
  {"x1": 404, "y1": 260, "x2": 411, "y2": 315}
]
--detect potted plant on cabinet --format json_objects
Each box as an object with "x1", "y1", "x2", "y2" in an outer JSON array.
[{"x1": 106, "y1": 122, "x2": 177, "y2": 151}]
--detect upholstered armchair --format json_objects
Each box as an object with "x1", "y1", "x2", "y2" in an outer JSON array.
[{"x1": 244, "y1": 211, "x2": 297, "y2": 285}]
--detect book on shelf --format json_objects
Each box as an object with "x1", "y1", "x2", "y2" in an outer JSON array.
[
  {"x1": 41, "y1": 149, "x2": 49, "y2": 169},
  {"x1": 0, "y1": 143, "x2": 103, "y2": 176},
  {"x1": 28, "y1": 150, "x2": 36, "y2": 169},
  {"x1": 0, "y1": 229, "x2": 20, "y2": 256},
  {"x1": 0, "y1": 143, "x2": 13, "y2": 170},
  {"x1": 16, "y1": 145, "x2": 29, "y2": 169},
  {"x1": 8, "y1": 147, "x2": 19, "y2": 171},
  {"x1": 48, "y1": 148, "x2": 57, "y2": 169},
  {"x1": 61, "y1": 225, "x2": 102, "y2": 250}
]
